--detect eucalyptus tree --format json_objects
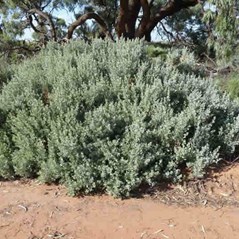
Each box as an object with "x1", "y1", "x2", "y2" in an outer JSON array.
[
  {"x1": 0, "y1": 0, "x2": 238, "y2": 62},
  {"x1": 0, "y1": 0, "x2": 200, "y2": 43},
  {"x1": 203, "y1": 0, "x2": 239, "y2": 62}
]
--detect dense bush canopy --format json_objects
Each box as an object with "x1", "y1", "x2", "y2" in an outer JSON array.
[{"x1": 0, "y1": 40, "x2": 238, "y2": 197}]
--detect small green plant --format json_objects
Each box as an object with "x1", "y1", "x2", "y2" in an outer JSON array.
[
  {"x1": 146, "y1": 44, "x2": 168, "y2": 58},
  {"x1": 226, "y1": 76, "x2": 239, "y2": 100},
  {"x1": 0, "y1": 39, "x2": 238, "y2": 197},
  {"x1": 216, "y1": 72, "x2": 239, "y2": 101}
]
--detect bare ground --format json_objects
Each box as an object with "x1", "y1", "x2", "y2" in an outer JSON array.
[{"x1": 1, "y1": 163, "x2": 239, "y2": 239}]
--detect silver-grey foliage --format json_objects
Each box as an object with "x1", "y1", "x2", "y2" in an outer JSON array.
[{"x1": 0, "y1": 39, "x2": 238, "y2": 197}]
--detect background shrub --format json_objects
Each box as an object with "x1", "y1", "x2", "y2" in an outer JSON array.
[
  {"x1": 146, "y1": 44, "x2": 205, "y2": 77},
  {"x1": 0, "y1": 57, "x2": 13, "y2": 90},
  {"x1": 165, "y1": 47, "x2": 205, "y2": 76},
  {"x1": 0, "y1": 39, "x2": 238, "y2": 197},
  {"x1": 217, "y1": 72, "x2": 239, "y2": 101}
]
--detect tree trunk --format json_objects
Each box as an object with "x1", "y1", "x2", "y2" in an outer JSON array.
[
  {"x1": 116, "y1": 0, "x2": 129, "y2": 38},
  {"x1": 126, "y1": 0, "x2": 141, "y2": 39}
]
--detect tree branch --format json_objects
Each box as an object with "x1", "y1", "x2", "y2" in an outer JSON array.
[
  {"x1": 28, "y1": 8, "x2": 57, "y2": 41},
  {"x1": 42, "y1": 0, "x2": 52, "y2": 10},
  {"x1": 159, "y1": 21, "x2": 178, "y2": 41},
  {"x1": 138, "y1": 0, "x2": 199, "y2": 39},
  {"x1": 67, "y1": 12, "x2": 113, "y2": 40},
  {"x1": 149, "y1": 0, "x2": 155, "y2": 8},
  {"x1": 27, "y1": 15, "x2": 42, "y2": 33}
]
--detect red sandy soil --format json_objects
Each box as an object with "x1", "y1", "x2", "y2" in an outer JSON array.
[{"x1": 1, "y1": 163, "x2": 239, "y2": 239}]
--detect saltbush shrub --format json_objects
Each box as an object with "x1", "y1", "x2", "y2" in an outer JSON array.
[
  {"x1": 147, "y1": 45, "x2": 205, "y2": 77},
  {"x1": 0, "y1": 39, "x2": 238, "y2": 197},
  {"x1": 0, "y1": 57, "x2": 13, "y2": 90},
  {"x1": 165, "y1": 47, "x2": 205, "y2": 77}
]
